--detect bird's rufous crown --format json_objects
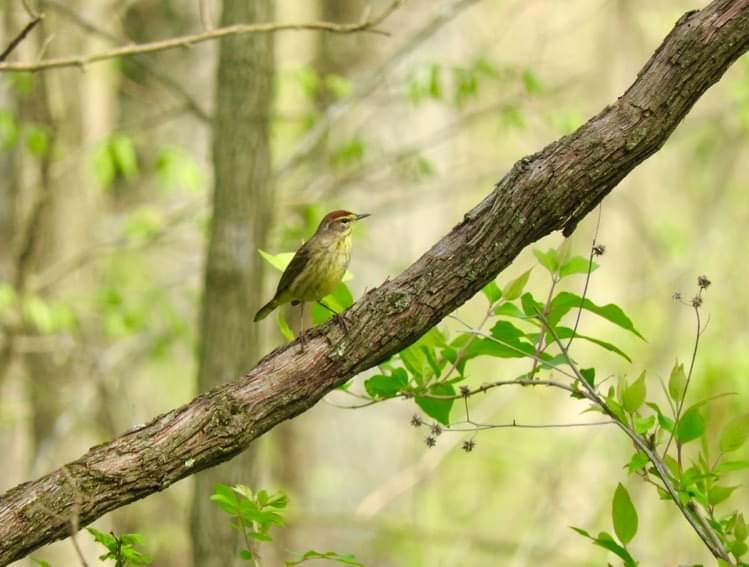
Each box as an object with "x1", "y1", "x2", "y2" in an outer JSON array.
[{"x1": 323, "y1": 210, "x2": 355, "y2": 222}]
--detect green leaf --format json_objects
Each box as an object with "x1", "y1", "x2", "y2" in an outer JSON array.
[
  {"x1": 155, "y1": 146, "x2": 203, "y2": 192},
  {"x1": 464, "y1": 322, "x2": 535, "y2": 360},
  {"x1": 646, "y1": 402, "x2": 674, "y2": 432},
  {"x1": 532, "y1": 248, "x2": 559, "y2": 273},
  {"x1": 31, "y1": 560, "x2": 52, "y2": 567},
  {"x1": 521, "y1": 68, "x2": 544, "y2": 94},
  {"x1": 440, "y1": 346, "x2": 464, "y2": 376},
  {"x1": 626, "y1": 452, "x2": 649, "y2": 474},
  {"x1": 580, "y1": 367, "x2": 595, "y2": 387},
  {"x1": 490, "y1": 320, "x2": 527, "y2": 342},
  {"x1": 25, "y1": 124, "x2": 50, "y2": 157},
  {"x1": 210, "y1": 483, "x2": 240, "y2": 515},
  {"x1": 520, "y1": 292, "x2": 544, "y2": 317},
  {"x1": 503, "y1": 269, "x2": 532, "y2": 301},
  {"x1": 622, "y1": 371, "x2": 647, "y2": 413},
  {"x1": 633, "y1": 415, "x2": 656, "y2": 435},
  {"x1": 23, "y1": 296, "x2": 55, "y2": 333},
  {"x1": 719, "y1": 415, "x2": 749, "y2": 453},
  {"x1": 0, "y1": 282, "x2": 17, "y2": 314},
  {"x1": 547, "y1": 291, "x2": 644, "y2": 340},
  {"x1": 559, "y1": 256, "x2": 599, "y2": 278},
  {"x1": 239, "y1": 549, "x2": 253, "y2": 561},
  {"x1": 556, "y1": 238, "x2": 572, "y2": 267},
  {"x1": 676, "y1": 407, "x2": 705, "y2": 444},
  {"x1": 364, "y1": 369, "x2": 408, "y2": 399},
  {"x1": 605, "y1": 390, "x2": 628, "y2": 424},
  {"x1": 421, "y1": 345, "x2": 442, "y2": 377},
  {"x1": 708, "y1": 485, "x2": 739, "y2": 506},
  {"x1": 415, "y1": 383, "x2": 455, "y2": 425},
  {"x1": 612, "y1": 483, "x2": 638, "y2": 545},
  {"x1": 730, "y1": 541, "x2": 748, "y2": 558},
  {"x1": 277, "y1": 311, "x2": 294, "y2": 341},
  {"x1": 481, "y1": 281, "x2": 502, "y2": 304},
  {"x1": 418, "y1": 327, "x2": 448, "y2": 349},
  {"x1": 87, "y1": 528, "x2": 117, "y2": 551},
  {"x1": 331, "y1": 137, "x2": 365, "y2": 168},
  {"x1": 572, "y1": 528, "x2": 637, "y2": 566},
  {"x1": 553, "y1": 326, "x2": 631, "y2": 362},
  {"x1": 325, "y1": 74, "x2": 353, "y2": 99},
  {"x1": 311, "y1": 283, "x2": 354, "y2": 325},
  {"x1": 736, "y1": 513, "x2": 747, "y2": 542},
  {"x1": 595, "y1": 531, "x2": 637, "y2": 566},
  {"x1": 668, "y1": 362, "x2": 687, "y2": 402},
  {"x1": 663, "y1": 454, "x2": 681, "y2": 478},
  {"x1": 110, "y1": 134, "x2": 138, "y2": 181},
  {"x1": 0, "y1": 110, "x2": 19, "y2": 150},
  {"x1": 494, "y1": 302, "x2": 527, "y2": 319},
  {"x1": 716, "y1": 461, "x2": 749, "y2": 473},
  {"x1": 400, "y1": 345, "x2": 427, "y2": 378},
  {"x1": 428, "y1": 64, "x2": 442, "y2": 99}
]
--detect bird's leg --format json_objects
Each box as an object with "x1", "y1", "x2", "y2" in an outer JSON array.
[
  {"x1": 318, "y1": 300, "x2": 348, "y2": 332},
  {"x1": 298, "y1": 302, "x2": 306, "y2": 353}
]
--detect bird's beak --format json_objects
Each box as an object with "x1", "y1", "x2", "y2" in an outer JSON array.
[{"x1": 355, "y1": 213, "x2": 371, "y2": 221}]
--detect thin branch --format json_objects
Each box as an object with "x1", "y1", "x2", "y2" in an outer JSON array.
[
  {"x1": 0, "y1": 1, "x2": 404, "y2": 72},
  {"x1": 40, "y1": 0, "x2": 210, "y2": 122},
  {"x1": 437, "y1": 301, "x2": 495, "y2": 385},
  {"x1": 0, "y1": 14, "x2": 43, "y2": 62},
  {"x1": 411, "y1": 378, "x2": 589, "y2": 401},
  {"x1": 541, "y1": 316, "x2": 731, "y2": 563},
  {"x1": 662, "y1": 299, "x2": 703, "y2": 461},
  {"x1": 444, "y1": 419, "x2": 615, "y2": 431},
  {"x1": 565, "y1": 204, "x2": 603, "y2": 350},
  {"x1": 528, "y1": 272, "x2": 559, "y2": 377}
]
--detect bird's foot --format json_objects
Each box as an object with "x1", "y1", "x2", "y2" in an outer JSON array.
[
  {"x1": 298, "y1": 331, "x2": 307, "y2": 354},
  {"x1": 333, "y1": 312, "x2": 349, "y2": 333}
]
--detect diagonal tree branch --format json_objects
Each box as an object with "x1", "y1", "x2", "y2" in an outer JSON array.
[
  {"x1": 0, "y1": 0, "x2": 747, "y2": 564},
  {"x1": 0, "y1": 14, "x2": 43, "y2": 62},
  {"x1": 0, "y1": 0, "x2": 403, "y2": 72}
]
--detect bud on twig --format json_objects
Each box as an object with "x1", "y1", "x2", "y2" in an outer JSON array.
[
  {"x1": 697, "y1": 275, "x2": 711, "y2": 289},
  {"x1": 462, "y1": 439, "x2": 476, "y2": 452}
]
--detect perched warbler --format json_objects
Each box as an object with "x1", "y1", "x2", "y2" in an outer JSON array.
[{"x1": 254, "y1": 210, "x2": 370, "y2": 347}]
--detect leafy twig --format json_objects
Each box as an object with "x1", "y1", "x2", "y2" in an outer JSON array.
[{"x1": 540, "y1": 316, "x2": 731, "y2": 563}]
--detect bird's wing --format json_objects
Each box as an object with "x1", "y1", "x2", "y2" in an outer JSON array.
[{"x1": 274, "y1": 241, "x2": 312, "y2": 297}]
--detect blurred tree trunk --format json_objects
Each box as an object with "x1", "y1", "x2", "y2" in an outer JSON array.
[
  {"x1": 190, "y1": 1, "x2": 274, "y2": 565},
  {"x1": 12, "y1": 6, "x2": 111, "y2": 475}
]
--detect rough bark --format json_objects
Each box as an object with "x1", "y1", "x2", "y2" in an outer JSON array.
[
  {"x1": 0, "y1": 0, "x2": 746, "y2": 563},
  {"x1": 189, "y1": 1, "x2": 274, "y2": 566}
]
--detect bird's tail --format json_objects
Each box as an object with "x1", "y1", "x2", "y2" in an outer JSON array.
[{"x1": 254, "y1": 298, "x2": 278, "y2": 322}]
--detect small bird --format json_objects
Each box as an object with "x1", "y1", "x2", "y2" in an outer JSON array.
[{"x1": 254, "y1": 210, "x2": 370, "y2": 349}]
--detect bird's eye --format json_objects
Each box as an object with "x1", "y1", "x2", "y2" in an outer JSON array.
[{"x1": 340, "y1": 218, "x2": 350, "y2": 225}]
